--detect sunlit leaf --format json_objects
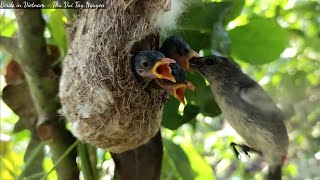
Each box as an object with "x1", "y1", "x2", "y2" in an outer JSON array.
[
  {"x1": 46, "y1": 10, "x2": 67, "y2": 57},
  {"x1": 229, "y1": 16, "x2": 289, "y2": 64},
  {"x1": 11, "y1": 130, "x2": 30, "y2": 143},
  {"x1": 181, "y1": 143, "x2": 215, "y2": 180},
  {"x1": 0, "y1": 13, "x2": 17, "y2": 37},
  {"x1": 0, "y1": 155, "x2": 17, "y2": 178},
  {"x1": 161, "y1": 148, "x2": 182, "y2": 180},
  {"x1": 43, "y1": 156, "x2": 58, "y2": 180},
  {"x1": 163, "y1": 138, "x2": 195, "y2": 180}
]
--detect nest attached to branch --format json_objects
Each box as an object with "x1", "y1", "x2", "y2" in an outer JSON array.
[{"x1": 59, "y1": 0, "x2": 184, "y2": 153}]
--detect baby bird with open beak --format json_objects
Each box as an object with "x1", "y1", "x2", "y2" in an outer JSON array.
[
  {"x1": 132, "y1": 51, "x2": 195, "y2": 104},
  {"x1": 160, "y1": 36, "x2": 198, "y2": 72},
  {"x1": 132, "y1": 51, "x2": 176, "y2": 83},
  {"x1": 155, "y1": 63, "x2": 195, "y2": 105}
]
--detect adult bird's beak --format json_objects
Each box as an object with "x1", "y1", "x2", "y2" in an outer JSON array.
[
  {"x1": 188, "y1": 56, "x2": 203, "y2": 69},
  {"x1": 178, "y1": 51, "x2": 198, "y2": 72},
  {"x1": 152, "y1": 58, "x2": 177, "y2": 83}
]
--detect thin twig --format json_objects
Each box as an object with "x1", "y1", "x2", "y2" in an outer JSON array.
[
  {"x1": 17, "y1": 142, "x2": 45, "y2": 180},
  {"x1": 40, "y1": 140, "x2": 80, "y2": 180}
]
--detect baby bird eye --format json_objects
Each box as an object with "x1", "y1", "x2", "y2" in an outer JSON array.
[
  {"x1": 183, "y1": 48, "x2": 189, "y2": 54},
  {"x1": 206, "y1": 58, "x2": 215, "y2": 66},
  {"x1": 142, "y1": 61, "x2": 149, "y2": 68}
]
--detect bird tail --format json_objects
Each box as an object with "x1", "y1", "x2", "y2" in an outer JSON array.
[{"x1": 265, "y1": 164, "x2": 282, "y2": 180}]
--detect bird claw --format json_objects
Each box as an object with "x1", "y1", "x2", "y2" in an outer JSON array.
[
  {"x1": 230, "y1": 142, "x2": 241, "y2": 159},
  {"x1": 230, "y1": 142, "x2": 258, "y2": 160}
]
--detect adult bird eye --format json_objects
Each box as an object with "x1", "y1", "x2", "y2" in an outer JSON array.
[
  {"x1": 142, "y1": 61, "x2": 149, "y2": 68},
  {"x1": 206, "y1": 58, "x2": 215, "y2": 66}
]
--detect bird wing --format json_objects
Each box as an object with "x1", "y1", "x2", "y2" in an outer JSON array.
[
  {"x1": 239, "y1": 75, "x2": 279, "y2": 113},
  {"x1": 238, "y1": 75, "x2": 288, "y2": 152}
]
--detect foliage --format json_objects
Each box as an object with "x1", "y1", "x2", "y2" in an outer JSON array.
[{"x1": 1, "y1": 0, "x2": 320, "y2": 179}]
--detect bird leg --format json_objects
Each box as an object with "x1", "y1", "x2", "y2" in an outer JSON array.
[{"x1": 230, "y1": 142, "x2": 262, "y2": 159}]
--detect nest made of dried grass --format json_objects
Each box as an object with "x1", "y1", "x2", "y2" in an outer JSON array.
[{"x1": 59, "y1": 0, "x2": 176, "y2": 153}]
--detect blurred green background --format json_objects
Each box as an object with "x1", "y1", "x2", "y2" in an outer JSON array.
[{"x1": 1, "y1": 0, "x2": 320, "y2": 179}]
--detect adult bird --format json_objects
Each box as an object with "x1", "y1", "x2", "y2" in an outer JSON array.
[
  {"x1": 160, "y1": 36, "x2": 198, "y2": 72},
  {"x1": 189, "y1": 55, "x2": 288, "y2": 180}
]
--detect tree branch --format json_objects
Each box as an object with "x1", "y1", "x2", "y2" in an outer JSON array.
[
  {"x1": 0, "y1": 36, "x2": 19, "y2": 58},
  {"x1": 13, "y1": 4, "x2": 79, "y2": 179},
  {"x1": 111, "y1": 131, "x2": 163, "y2": 180}
]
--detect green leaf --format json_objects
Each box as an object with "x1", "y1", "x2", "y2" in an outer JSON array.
[
  {"x1": 229, "y1": 16, "x2": 289, "y2": 64},
  {"x1": 223, "y1": 0, "x2": 245, "y2": 24},
  {"x1": 179, "y1": 1, "x2": 244, "y2": 31},
  {"x1": 163, "y1": 138, "x2": 195, "y2": 180},
  {"x1": 185, "y1": 71, "x2": 206, "y2": 102},
  {"x1": 168, "y1": 1, "x2": 244, "y2": 52},
  {"x1": 182, "y1": 104, "x2": 200, "y2": 122},
  {"x1": 186, "y1": 71, "x2": 206, "y2": 90},
  {"x1": 46, "y1": 10, "x2": 67, "y2": 56},
  {"x1": 174, "y1": 31, "x2": 211, "y2": 52},
  {"x1": 197, "y1": 86, "x2": 221, "y2": 117},
  {"x1": 181, "y1": 143, "x2": 216, "y2": 180},
  {"x1": 162, "y1": 97, "x2": 183, "y2": 130},
  {"x1": 161, "y1": 148, "x2": 182, "y2": 180},
  {"x1": 162, "y1": 98, "x2": 200, "y2": 129},
  {"x1": 0, "y1": 17, "x2": 16, "y2": 37},
  {"x1": 11, "y1": 130, "x2": 30, "y2": 142}
]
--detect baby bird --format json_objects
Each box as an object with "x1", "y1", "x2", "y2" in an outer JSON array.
[
  {"x1": 132, "y1": 51, "x2": 194, "y2": 104},
  {"x1": 155, "y1": 63, "x2": 195, "y2": 105},
  {"x1": 160, "y1": 36, "x2": 198, "y2": 72},
  {"x1": 132, "y1": 51, "x2": 176, "y2": 83}
]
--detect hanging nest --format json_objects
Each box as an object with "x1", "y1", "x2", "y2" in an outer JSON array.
[{"x1": 59, "y1": 0, "x2": 185, "y2": 153}]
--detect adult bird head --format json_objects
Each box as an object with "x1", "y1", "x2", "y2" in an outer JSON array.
[
  {"x1": 160, "y1": 36, "x2": 198, "y2": 72},
  {"x1": 155, "y1": 63, "x2": 195, "y2": 104},
  {"x1": 132, "y1": 51, "x2": 177, "y2": 82},
  {"x1": 189, "y1": 55, "x2": 242, "y2": 82}
]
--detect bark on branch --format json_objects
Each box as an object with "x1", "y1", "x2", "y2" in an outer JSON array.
[
  {"x1": 11, "y1": 4, "x2": 79, "y2": 180},
  {"x1": 0, "y1": 36, "x2": 19, "y2": 58}
]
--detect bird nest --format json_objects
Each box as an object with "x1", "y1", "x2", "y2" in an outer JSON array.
[{"x1": 59, "y1": 0, "x2": 184, "y2": 153}]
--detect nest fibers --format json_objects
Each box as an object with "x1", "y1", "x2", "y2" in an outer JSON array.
[{"x1": 59, "y1": 0, "x2": 186, "y2": 153}]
